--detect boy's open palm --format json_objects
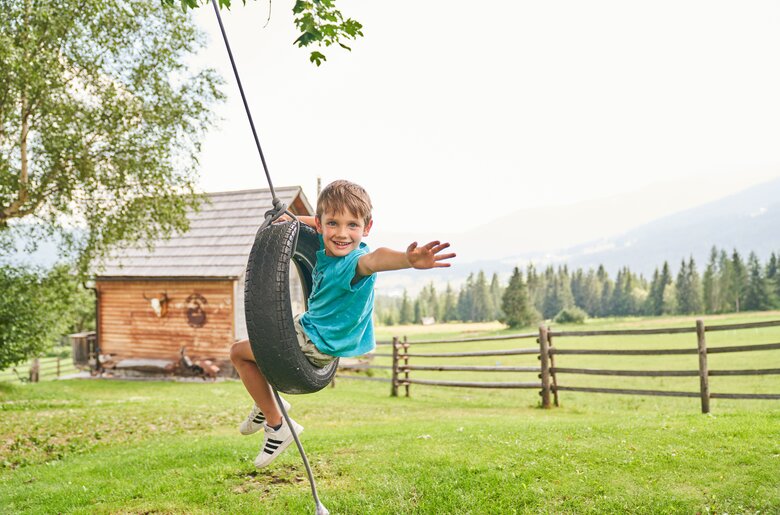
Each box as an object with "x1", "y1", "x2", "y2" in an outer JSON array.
[{"x1": 406, "y1": 241, "x2": 456, "y2": 269}]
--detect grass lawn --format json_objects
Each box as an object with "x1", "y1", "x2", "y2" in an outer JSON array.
[{"x1": 1, "y1": 313, "x2": 779, "y2": 514}]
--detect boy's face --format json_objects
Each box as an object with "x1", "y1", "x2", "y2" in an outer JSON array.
[{"x1": 315, "y1": 210, "x2": 373, "y2": 257}]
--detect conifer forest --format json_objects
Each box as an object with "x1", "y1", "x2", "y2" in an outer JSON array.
[{"x1": 375, "y1": 246, "x2": 780, "y2": 328}]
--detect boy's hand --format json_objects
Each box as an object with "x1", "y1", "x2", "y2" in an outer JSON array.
[
  {"x1": 406, "y1": 241, "x2": 456, "y2": 269},
  {"x1": 272, "y1": 214, "x2": 316, "y2": 228}
]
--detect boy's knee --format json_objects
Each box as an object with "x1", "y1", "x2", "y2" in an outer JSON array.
[{"x1": 230, "y1": 339, "x2": 250, "y2": 364}]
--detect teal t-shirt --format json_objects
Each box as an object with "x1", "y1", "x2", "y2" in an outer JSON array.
[{"x1": 300, "y1": 235, "x2": 376, "y2": 358}]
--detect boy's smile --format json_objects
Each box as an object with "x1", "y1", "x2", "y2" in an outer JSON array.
[{"x1": 316, "y1": 211, "x2": 373, "y2": 257}]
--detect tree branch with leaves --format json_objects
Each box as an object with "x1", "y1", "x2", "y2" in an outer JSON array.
[{"x1": 164, "y1": 0, "x2": 364, "y2": 66}]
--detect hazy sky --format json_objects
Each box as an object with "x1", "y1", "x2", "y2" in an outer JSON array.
[{"x1": 191, "y1": 1, "x2": 780, "y2": 246}]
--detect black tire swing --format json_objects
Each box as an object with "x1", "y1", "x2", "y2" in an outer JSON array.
[
  {"x1": 244, "y1": 220, "x2": 339, "y2": 394},
  {"x1": 211, "y1": 1, "x2": 331, "y2": 513}
]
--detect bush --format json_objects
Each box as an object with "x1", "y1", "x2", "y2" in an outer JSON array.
[
  {"x1": 45, "y1": 345, "x2": 73, "y2": 359},
  {"x1": 553, "y1": 306, "x2": 588, "y2": 324},
  {"x1": 0, "y1": 264, "x2": 93, "y2": 369}
]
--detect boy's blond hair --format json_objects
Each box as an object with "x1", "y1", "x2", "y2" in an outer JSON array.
[{"x1": 316, "y1": 180, "x2": 373, "y2": 225}]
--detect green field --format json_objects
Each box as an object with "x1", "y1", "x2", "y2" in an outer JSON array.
[{"x1": 1, "y1": 313, "x2": 779, "y2": 514}]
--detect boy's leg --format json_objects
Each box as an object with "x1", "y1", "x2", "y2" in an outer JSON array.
[
  {"x1": 231, "y1": 339, "x2": 305, "y2": 468},
  {"x1": 229, "y1": 339, "x2": 283, "y2": 427}
]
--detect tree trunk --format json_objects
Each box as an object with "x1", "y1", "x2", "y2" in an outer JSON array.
[{"x1": 1, "y1": 0, "x2": 31, "y2": 222}]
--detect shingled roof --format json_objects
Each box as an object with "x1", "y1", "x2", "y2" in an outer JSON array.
[{"x1": 96, "y1": 186, "x2": 313, "y2": 279}]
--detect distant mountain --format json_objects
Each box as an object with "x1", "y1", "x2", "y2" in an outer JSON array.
[
  {"x1": 375, "y1": 176, "x2": 780, "y2": 294},
  {"x1": 552, "y1": 176, "x2": 780, "y2": 277},
  {"x1": 375, "y1": 178, "x2": 746, "y2": 265}
]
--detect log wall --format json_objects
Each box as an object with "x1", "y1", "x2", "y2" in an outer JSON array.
[{"x1": 97, "y1": 280, "x2": 235, "y2": 364}]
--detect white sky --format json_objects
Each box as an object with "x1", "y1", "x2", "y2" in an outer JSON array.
[{"x1": 191, "y1": 1, "x2": 780, "y2": 247}]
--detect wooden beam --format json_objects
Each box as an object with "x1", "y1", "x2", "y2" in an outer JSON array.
[
  {"x1": 696, "y1": 320, "x2": 711, "y2": 414},
  {"x1": 404, "y1": 348, "x2": 538, "y2": 358},
  {"x1": 539, "y1": 325, "x2": 552, "y2": 408},
  {"x1": 400, "y1": 379, "x2": 542, "y2": 389},
  {"x1": 398, "y1": 365, "x2": 540, "y2": 372},
  {"x1": 556, "y1": 386, "x2": 700, "y2": 398}
]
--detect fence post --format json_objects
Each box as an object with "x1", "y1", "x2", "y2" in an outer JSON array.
[
  {"x1": 403, "y1": 336, "x2": 410, "y2": 398},
  {"x1": 57, "y1": 357, "x2": 61, "y2": 378},
  {"x1": 547, "y1": 326, "x2": 559, "y2": 407},
  {"x1": 538, "y1": 325, "x2": 552, "y2": 408},
  {"x1": 29, "y1": 358, "x2": 40, "y2": 383},
  {"x1": 696, "y1": 319, "x2": 711, "y2": 414},
  {"x1": 391, "y1": 336, "x2": 399, "y2": 397}
]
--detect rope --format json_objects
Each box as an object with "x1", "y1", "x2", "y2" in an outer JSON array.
[
  {"x1": 274, "y1": 388, "x2": 329, "y2": 515},
  {"x1": 210, "y1": 0, "x2": 285, "y2": 220}
]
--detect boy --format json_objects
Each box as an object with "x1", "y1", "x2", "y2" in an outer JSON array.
[{"x1": 230, "y1": 180, "x2": 455, "y2": 468}]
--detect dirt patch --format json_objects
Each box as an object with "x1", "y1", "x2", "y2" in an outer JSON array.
[{"x1": 233, "y1": 468, "x2": 306, "y2": 495}]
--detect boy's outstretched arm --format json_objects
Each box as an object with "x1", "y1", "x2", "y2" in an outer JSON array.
[{"x1": 357, "y1": 241, "x2": 455, "y2": 277}]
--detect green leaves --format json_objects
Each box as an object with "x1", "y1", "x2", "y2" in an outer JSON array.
[
  {"x1": 309, "y1": 51, "x2": 327, "y2": 66},
  {"x1": 162, "y1": 0, "x2": 364, "y2": 65},
  {"x1": 293, "y1": 0, "x2": 363, "y2": 65},
  {"x1": 292, "y1": 0, "x2": 309, "y2": 14}
]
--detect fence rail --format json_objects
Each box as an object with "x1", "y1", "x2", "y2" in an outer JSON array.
[
  {"x1": 550, "y1": 342, "x2": 780, "y2": 356},
  {"x1": 379, "y1": 318, "x2": 780, "y2": 413},
  {"x1": 555, "y1": 386, "x2": 701, "y2": 398},
  {"x1": 550, "y1": 367, "x2": 780, "y2": 377},
  {"x1": 404, "y1": 348, "x2": 539, "y2": 358},
  {"x1": 704, "y1": 320, "x2": 780, "y2": 332},
  {"x1": 394, "y1": 332, "x2": 538, "y2": 345},
  {"x1": 400, "y1": 365, "x2": 540, "y2": 373},
  {"x1": 402, "y1": 379, "x2": 542, "y2": 389}
]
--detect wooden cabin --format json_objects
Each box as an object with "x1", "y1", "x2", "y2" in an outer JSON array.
[{"x1": 94, "y1": 187, "x2": 313, "y2": 376}]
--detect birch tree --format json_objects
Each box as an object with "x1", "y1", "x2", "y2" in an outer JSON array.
[{"x1": 1, "y1": 0, "x2": 223, "y2": 271}]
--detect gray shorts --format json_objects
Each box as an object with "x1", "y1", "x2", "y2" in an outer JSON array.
[{"x1": 294, "y1": 314, "x2": 336, "y2": 368}]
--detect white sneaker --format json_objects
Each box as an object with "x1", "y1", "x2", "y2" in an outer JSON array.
[
  {"x1": 254, "y1": 417, "x2": 304, "y2": 468},
  {"x1": 239, "y1": 397, "x2": 292, "y2": 436}
]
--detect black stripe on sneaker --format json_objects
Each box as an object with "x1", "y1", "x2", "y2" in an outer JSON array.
[{"x1": 253, "y1": 415, "x2": 265, "y2": 423}]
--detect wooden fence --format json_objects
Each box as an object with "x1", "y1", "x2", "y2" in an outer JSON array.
[
  {"x1": 334, "y1": 333, "x2": 542, "y2": 393},
  {"x1": 0, "y1": 333, "x2": 95, "y2": 384},
  {"x1": 388, "y1": 333, "x2": 541, "y2": 397},
  {"x1": 374, "y1": 319, "x2": 780, "y2": 413},
  {"x1": 546, "y1": 319, "x2": 780, "y2": 413},
  {"x1": 0, "y1": 356, "x2": 80, "y2": 383}
]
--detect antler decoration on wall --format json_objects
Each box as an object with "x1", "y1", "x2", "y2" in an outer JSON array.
[{"x1": 143, "y1": 292, "x2": 170, "y2": 318}]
